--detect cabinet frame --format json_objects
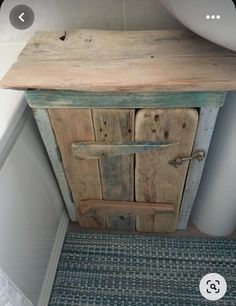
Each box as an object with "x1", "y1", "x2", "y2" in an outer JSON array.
[{"x1": 28, "y1": 90, "x2": 226, "y2": 229}]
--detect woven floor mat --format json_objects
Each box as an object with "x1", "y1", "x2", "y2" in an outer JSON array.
[{"x1": 50, "y1": 231, "x2": 236, "y2": 306}]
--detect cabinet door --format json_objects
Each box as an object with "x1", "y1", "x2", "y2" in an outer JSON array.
[
  {"x1": 49, "y1": 108, "x2": 135, "y2": 231},
  {"x1": 49, "y1": 109, "x2": 106, "y2": 229},
  {"x1": 135, "y1": 108, "x2": 199, "y2": 232},
  {"x1": 49, "y1": 108, "x2": 198, "y2": 233}
]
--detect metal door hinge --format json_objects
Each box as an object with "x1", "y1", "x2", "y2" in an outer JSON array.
[{"x1": 168, "y1": 150, "x2": 205, "y2": 167}]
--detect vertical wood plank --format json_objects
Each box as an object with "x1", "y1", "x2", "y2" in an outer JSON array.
[
  {"x1": 177, "y1": 107, "x2": 220, "y2": 230},
  {"x1": 93, "y1": 109, "x2": 135, "y2": 230},
  {"x1": 135, "y1": 108, "x2": 199, "y2": 232},
  {"x1": 154, "y1": 213, "x2": 176, "y2": 232},
  {"x1": 33, "y1": 109, "x2": 76, "y2": 221},
  {"x1": 48, "y1": 109, "x2": 106, "y2": 229}
]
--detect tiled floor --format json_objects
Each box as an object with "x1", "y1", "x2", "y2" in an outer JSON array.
[{"x1": 68, "y1": 220, "x2": 236, "y2": 239}]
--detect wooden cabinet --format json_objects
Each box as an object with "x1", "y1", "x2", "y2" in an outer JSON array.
[
  {"x1": 48, "y1": 108, "x2": 198, "y2": 232},
  {"x1": 1, "y1": 29, "x2": 234, "y2": 232}
]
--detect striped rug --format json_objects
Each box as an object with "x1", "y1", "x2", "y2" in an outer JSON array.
[{"x1": 50, "y1": 232, "x2": 236, "y2": 306}]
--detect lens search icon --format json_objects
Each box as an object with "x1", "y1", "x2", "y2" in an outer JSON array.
[{"x1": 199, "y1": 273, "x2": 227, "y2": 301}]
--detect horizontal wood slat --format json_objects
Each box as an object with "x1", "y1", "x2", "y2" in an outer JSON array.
[
  {"x1": 79, "y1": 199, "x2": 175, "y2": 217},
  {"x1": 1, "y1": 30, "x2": 236, "y2": 92},
  {"x1": 2, "y1": 57, "x2": 236, "y2": 92},
  {"x1": 17, "y1": 30, "x2": 236, "y2": 62},
  {"x1": 72, "y1": 141, "x2": 175, "y2": 159},
  {"x1": 25, "y1": 90, "x2": 226, "y2": 109}
]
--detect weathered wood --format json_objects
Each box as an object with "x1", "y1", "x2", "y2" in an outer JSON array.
[
  {"x1": 92, "y1": 109, "x2": 135, "y2": 230},
  {"x1": 17, "y1": 30, "x2": 236, "y2": 62},
  {"x1": 7, "y1": 29, "x2": 229, "y2": 233},
  {"x1": 48, "y1": 109, "x2": 106, "y2": 229},
  {"x1": 72, "y1": 141, "x2": 175, "y2": 159},
  {"x1": 135, "y1": 108, "x2": 199, "y2": 232},
  {"x1": 2, "y1": 58, "x2": 236, "y2": 92},
  {"x1": 32, "y1": 109, "x2": 76, "y2": 221},
  {"x1": 154, "y1": 213, "x2": 177, "y2": 232},
  {"x1": 25, "y1": 90, "x2": 226, "y2": 109},
  {"x1": 1, "y1": 30, "x2": 236, "y2": 92},
  {"x1": 79, "y1": 199, "x2": 175, "y2": 217},
  {"x1": 177, "y1": 107, "x2": 221, "y2": 230}
]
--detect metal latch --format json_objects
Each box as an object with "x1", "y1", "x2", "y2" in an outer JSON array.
[{"x1": 168, "y1": 150, "x2": 205, "y2": 167}]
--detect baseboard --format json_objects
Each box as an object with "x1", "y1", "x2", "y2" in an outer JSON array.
[{"x1": 37, "y1": 210, "x2": 69, "y2": 306}]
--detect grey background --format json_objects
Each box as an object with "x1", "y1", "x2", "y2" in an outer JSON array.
[{"x1": 0, "y1": 0, "x2": 185, "y2": 42}]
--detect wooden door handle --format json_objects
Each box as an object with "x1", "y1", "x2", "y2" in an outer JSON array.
[
  {"x1": 78, "y1": 199, "x2": 175, "y2": 217},
  {"x1": 72, "y1": 141, "x2": 176, "y2": 159}
]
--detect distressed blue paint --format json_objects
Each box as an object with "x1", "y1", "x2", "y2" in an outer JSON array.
[
  {"x1": 72, "y1": 141, "x2": 174, "y2": 159},
  {"x1": 26, "y1": 90, "x2": 226, "y2": 109}
]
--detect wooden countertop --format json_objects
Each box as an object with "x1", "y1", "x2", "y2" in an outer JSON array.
[{"x1": 1, "y1": 30, "x2": 236, "y2": 92}]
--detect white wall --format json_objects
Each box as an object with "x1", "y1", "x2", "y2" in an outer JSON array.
[
  {"x1": 0, "y1": 0, "x2": 184, "y2": 42},
  {"x1": 0, "y1": 110, "x2": 65, "y2": 304},
  {"x1": 0, "y1": 43, "x2": 65, "y2": 305}
]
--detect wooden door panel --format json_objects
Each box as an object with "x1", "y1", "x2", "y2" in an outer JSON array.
[
  {"x1": 93, "y1": 109, "x2": 135, "y2": 230},
  {"x1": 135, "y1": 108, "x2": 199, "y2": 232},
  {"x1": 49, "y1": 108, "x2": 106, "y2": 229},
  {"x1": 49, "y1": 107, "x2": 198, "y2": 233}
]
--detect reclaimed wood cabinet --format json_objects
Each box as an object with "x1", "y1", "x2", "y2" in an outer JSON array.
[
  {"x1": 47, "y1": 107, "x2": 198, "y2": 232},
  {"x1": 1, "y1": 30, "x2": 236, "y2": 232}
]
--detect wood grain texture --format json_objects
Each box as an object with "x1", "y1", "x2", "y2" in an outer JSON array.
[
  {"x1": 135, "y1": 108, "x2": 199, "y2": 232},
  {"x1": 48, "y1": 109, "x2": 106, "y2": 229},
  {"x1": 92, "y1": 109, "x2": 135, "y2": 230},
  {"x1": 17, "y1": 30, "x2": 236, "y2": 61},
  {"x1": 72, "y1": 141, "x2": 174, "y2": 159},
  {"x1": 177, "y1": 107, "x2": 221, "y2": 230},
  {"x1": 25, "y1": 90, "x2": 226, "y2": 109},
  {"x1": 2, "y1": 57, "x2": 236, "y2": 92},
  {"x1": 79, "y1": 200, "x2": 175, "y2": 217},
  {"x1": 1, "y1": 30, "x2": 236, "y2": 92}
]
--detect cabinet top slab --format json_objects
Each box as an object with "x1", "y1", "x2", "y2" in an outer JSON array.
[{"x1": 1, "y1": 30, "x2": 236, "y2": 92}]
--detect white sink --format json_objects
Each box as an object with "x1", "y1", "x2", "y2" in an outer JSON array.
[
  {"x1": 160, "y1": 0, "x2": 236, "y2": 236},
  {"x1": 161, "y1": 0, "x2": 236, "y2": 51}
]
